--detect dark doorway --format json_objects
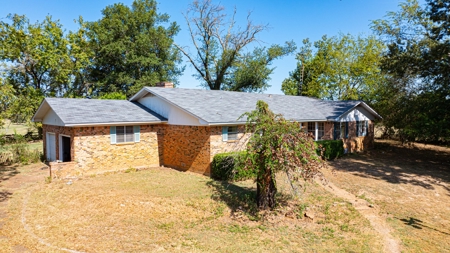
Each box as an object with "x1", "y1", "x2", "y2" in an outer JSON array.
[{"x1": 62, "y1": 136, "x2": 71, "y2": 162}]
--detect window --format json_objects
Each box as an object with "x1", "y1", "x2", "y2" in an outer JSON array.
[
  {"x1": 222, "y1": 126, "x2": 239, "y2": 141},
  {"x1": 334, "y1": 122, "x2": 341, "y2": 140},
  {"x1": 228, "y1": 126, "x2": 238, "y2": 140},
  {"x1": 110, "y1": 126, "x2": 140, "y2": 144},
  {"x1": 117, "y1": 126, "x2": 134, "y2": 143},
  {"x1": 307, "y1": 122, "x2": 324, "y2": 140},
  {"x1": 334, "y1": 122, "x2": 348, "y2": 140},
  {"x1": 318, "y1": 122, "x2": 324, "y2": 139},
  {"x1": 356, "y1": 121, "x2": 368, "y2": 137},
  {"x1": 307, "y1": 122, "x2": 315, "y2": 136}
]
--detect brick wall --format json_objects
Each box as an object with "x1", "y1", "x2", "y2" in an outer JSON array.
[
  {"x1": 162, "y1": 125, "x2": 249, "y2": 175},
  {"x1": 44, "y1": 120, "x2": 375, "y2": 177},
  {"x1": 162, "y1": 125, "x2": 211, "y2": 174},
  {"x1": 42, "y1": 125, "x2": 75, "y2": 161},
  {"x1": 43, "y1": 124, "x2": 164, "y2": 176}
]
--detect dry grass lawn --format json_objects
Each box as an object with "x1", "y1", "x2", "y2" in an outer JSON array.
[
  {"x1": 325, "y1": 140, "x2": 450, "y2": 253},
  {"x1": 0, "y1": 121, "x2": 31, "y2": 135},
  {"x1": 0, "y1": 166, "x2": 381, "y2": 252}
]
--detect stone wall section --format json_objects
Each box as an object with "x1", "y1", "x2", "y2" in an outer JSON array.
[
  {"x1": 210, "y1": 125, "x2": 250, "y2": 158},
  {"x1": 43, "y1": 124, "x2": 163, "y2": 177},
  {"x1": 73, "y1": 125, "x2": 163, "y2": 175}
]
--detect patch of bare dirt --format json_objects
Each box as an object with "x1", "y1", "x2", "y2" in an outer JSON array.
[
  {"x1": 318, "y1": 177, "x2": 401, "y2": 253},
  {"x1": 0, "y1": 163, "x2": 48, "y2": 252},
  {"x1": 323, "y1": 139, "x2": 450, "y2": 253}
]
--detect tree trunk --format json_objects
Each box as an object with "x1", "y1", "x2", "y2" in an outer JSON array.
[{"x1": 256, "y1": 169, "x2": 277, "y2": 210}]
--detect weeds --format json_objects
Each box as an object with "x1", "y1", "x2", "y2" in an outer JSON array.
[
  {"x1": 0, "y1": 142, "x2": 41, "y2": 165},
  {"x1": 125, "y1": 167, "x2": 137, "y2": 173},
  {"x1": 45, "y1": 176, "x2": 52, "y2": 184},
  {"x1": 296, "y1": 203, "x2": 309, "y2": 219},
  {"x1": 358, "y1": 194, "x2": 373, "y2": 204}
]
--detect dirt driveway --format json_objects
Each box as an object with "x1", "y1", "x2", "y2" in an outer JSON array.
[
  {"x1": 0, "y1": 163, "x2": 48, "y2": 252},
  {"x1": 324, "y1": 140, "x2": 450, "y2": 253}
]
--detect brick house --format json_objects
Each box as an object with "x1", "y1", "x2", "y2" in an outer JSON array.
[{"x1": 32, "y1": 82, "x2": 381, "y2": 177}]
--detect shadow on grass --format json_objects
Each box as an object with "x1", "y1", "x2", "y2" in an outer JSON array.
[
  {"x1": 207, "y1": 180, "x2": 259, "y2": 218},
  {"x1": 395, "y1": 216, "x2": 450, "y2": 236},
  {"x1": 330, "y1": 140, "x2": 450, "y2": 192},
  {"x1": 207, "y1": 180, "x2": 294, "y2": 220},
  {"x1": 0, "y1": 165, "x2": 20, "y2": 184},
  {"x1": 0, "y1": 190, "x2": 12, "y2": 202}
]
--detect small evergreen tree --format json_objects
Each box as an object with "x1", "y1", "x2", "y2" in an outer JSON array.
[{"x1": 241, "y1": 101, "x2": 324, "y2": 210}]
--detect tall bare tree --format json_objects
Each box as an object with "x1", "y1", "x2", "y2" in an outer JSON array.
[{"x1": 176, "y1": 0, "x2": 294, "y2": 91}]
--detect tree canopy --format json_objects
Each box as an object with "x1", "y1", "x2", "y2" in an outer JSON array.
[
  {"x1": 86, "y1": 0, "x2": 183, "y2": 97},
  {"x1": 0, "y1": 0, "x2": 182, "y2": 126},
  {"x1": 281, "y1": 34, "x2": 386, "y2": 102},
  {"x1": 176, "y1": 0, "x2": 295, "y2": 92},
  {"x1": 371, "y1": 0, "x2": 450, "y2": 142}
]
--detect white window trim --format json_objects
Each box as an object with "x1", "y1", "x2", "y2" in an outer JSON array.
[
  {"x1": 315, "y1": 122, "x2": 318, "y2": 141},
  {"x1": 46, "y1": 132, "x2": 56, "y2": 161}
]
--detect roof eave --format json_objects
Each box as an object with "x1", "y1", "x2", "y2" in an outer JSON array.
[
  {"x1": 63, "y1": 121, "x2": 168, "y2": 127},
  {"x1": 31, "y1": 98, "x2": 49, "y2": 122},
  {"x1": 334, "y1": 102, "x2": 382, "y2": 121}
]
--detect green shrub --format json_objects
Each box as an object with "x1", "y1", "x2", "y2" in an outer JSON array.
[
  {"x1": 316, "y1": 140, "x2": 345, "y2": 160},
  {"x1": 211, "y1": 151, "x2": 256, "y2": 181},
  {"x1": 0, "y1": 143, "x2": 41, "y2": 165}
]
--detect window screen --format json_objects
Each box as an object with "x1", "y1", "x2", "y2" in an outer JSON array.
[
  {"x1": 116, "y1": 126, "x2": 134, "y2": 143},
  {"x1": 228, "y1": 126, "x2": 238, "y2": 140}
]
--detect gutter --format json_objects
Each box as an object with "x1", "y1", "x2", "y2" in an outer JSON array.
[{"x1": 63, "y1": 121, "x2": 168, "y2": 127}]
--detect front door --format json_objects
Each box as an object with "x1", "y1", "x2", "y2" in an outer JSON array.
[
  {"x1": 61, "y1": 136, "x2": 71, "y2": 162},
  {"x1": 46, "y1": 133, "x2": 56, "y2": 161}
]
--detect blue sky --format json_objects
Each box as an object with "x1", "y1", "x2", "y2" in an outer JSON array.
[{"x1": 1, "y1": 0, "x2": 418, "y2": 94}]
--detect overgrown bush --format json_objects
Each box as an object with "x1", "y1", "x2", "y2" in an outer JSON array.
[
  {"x1": 0, "y1": 135, "x2": 41, "y2": 165},
  {"x1": 316, "y1": 140, "x2": 345, "y2": 160},
  {"x1": 211, "y1": 151, "x2": 256, "y2": 181}
]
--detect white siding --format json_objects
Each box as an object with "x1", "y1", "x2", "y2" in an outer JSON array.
[
  {"x1": 338, "y1": 106, "x2": 375, "y2": 122},
  {"x1": 138, "y1": 95, "x2": 203, "y2": 126},
  {"x1": 43, "y1": 108, "x2": 65, "y2": 126}
]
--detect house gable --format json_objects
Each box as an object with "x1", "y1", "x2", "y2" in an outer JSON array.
[
  {"x1": 138, "y1": 94, "x2": 203, "y2": 126},
  {"x1": 337, "y1": 105, "x2": 378, "y2": 122},
  {"x1": 43, "y1": 108, "x2": 65, "y2": 126}
]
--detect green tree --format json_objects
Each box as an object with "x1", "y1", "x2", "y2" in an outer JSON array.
[
  {"x1": 64, "y1": 17, "x2": 95, "y2": 97},
  {"x1": 98, "y1": 91, "x2": 127, "y2": 100},
  {"x1": 282, "y1": 34, "x2": 386, "y2": 102},
  {"x1": 85, "y1": 0, "x2": 183, "y2": 97},
  {"x1": 372, "y1": 0, "x2": 450, "y2": 142},
  {"x1": 0, "y1": 14, "x2": 71, "y2": 95},
  {"x1": 177, "y1": 0, "x2": 295, "y2": 91},
  {"x1": 0, "y1": 14, "x2": 69, "y2": 126},
  {"x1": 0, "y1": 76, "x2": 16, "y2": 127},
  {"x1": 241, "y1": 101, "x2": 323, "y2": 210}
]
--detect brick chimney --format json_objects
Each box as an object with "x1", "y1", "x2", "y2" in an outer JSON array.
[{"x1": 155, "y1": 82, "x2": 174, "y2": 88}]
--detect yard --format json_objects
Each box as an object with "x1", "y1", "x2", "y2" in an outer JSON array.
[{"x1": 0, "y1": 140, "x2": 448, "y2": 252}]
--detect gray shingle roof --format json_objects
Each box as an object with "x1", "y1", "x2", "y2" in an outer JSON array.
[
  {"x1": 138, "y1": 87, "x2": 363, "y2": 124},
  {"x1": 43, "y1": 98, "x2": 166, "y2": 125}
]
